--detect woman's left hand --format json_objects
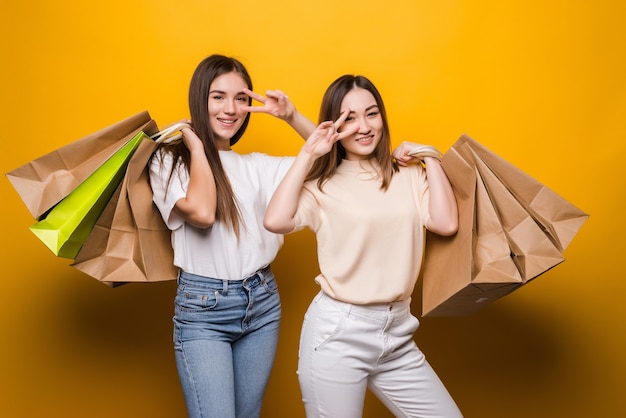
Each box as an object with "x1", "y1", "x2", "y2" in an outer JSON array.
[
  {"x1": 242, "y1": 88, "x2": 295, "y2": 121},
  {"x1": 392, "y1": 141, "x2": 420, "y2": 166},
  {"x1": 392, "y1": 141, "x2": 442, "y2": 166}
]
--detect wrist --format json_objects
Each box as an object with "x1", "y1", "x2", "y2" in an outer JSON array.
[
  {"x1": 297, "y1": 147, "x2": 319, "y2": 167},
  {"x1": 283, "y1": 109, "x2": 298, "y2": 124}
]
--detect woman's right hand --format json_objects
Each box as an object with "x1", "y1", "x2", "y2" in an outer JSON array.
[
  {"x1": 180, "y1": 125, "x2": 205, "y2": 154},
  {"x1": 302, "y1": 111, "x2": 356, "y2": 158},
  {"x1": 242, "y1": 88, "x2": 294, "y2": 120}
]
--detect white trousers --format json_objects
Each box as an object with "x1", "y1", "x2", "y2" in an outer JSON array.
[{"x1": 297, "y1": 291, "x2": 463, "y2": 418}]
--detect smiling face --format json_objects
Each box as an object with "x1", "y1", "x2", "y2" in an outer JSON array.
[
  {"x1": 207, "y1": 71, "x2": 250, "y2": 148},
  {"x1": 337, "y1": 87, "x2": 384, "y2": 161}
]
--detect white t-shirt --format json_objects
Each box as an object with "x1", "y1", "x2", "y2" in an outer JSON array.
[{"x1": 149, "y1": 149, "x2": 294, "y2": 280}]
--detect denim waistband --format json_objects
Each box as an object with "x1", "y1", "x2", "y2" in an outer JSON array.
[{"x1": 178, "y1": 265, "x2": 272, "y2": 294}]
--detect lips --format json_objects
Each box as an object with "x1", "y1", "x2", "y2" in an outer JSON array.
[
  {"x1": 356, "y1": 135, "x2": 374, "y2": 143},
  {"x1": 217, "y1": 117, "x2": 238, "y2": 126}
]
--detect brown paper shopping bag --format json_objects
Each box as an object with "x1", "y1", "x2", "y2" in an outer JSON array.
[
  {"x1": 71, "y1": 124, "x2": 188, "y2": 285},
  {"x1": 421, "y1": 134, "x2": 588, "y2": 317},
  {"x1": 467, "y1": 145, "x2": 565, "y2": 280},
  {"x1": 6, "y1": 111, "x2": 154, "y2": 219},
  {"x1": 28, "y1": 129, "x2": 151, "y2": 259},
  {"x1": 454, "y1": 135, "x2": 588, "y2": 252},
  {"x1": 422, "y1": 145, "x2": 523, "y2": 316}
]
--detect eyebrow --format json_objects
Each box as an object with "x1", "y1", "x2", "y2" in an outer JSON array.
[
  {"x1": 209, "y1": 89, "x2": 247, "y2": 95},
  {"x1": 347, "y1": 104, "x2": 379, "y2": 114}
]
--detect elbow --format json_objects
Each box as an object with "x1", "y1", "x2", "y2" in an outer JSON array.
[
  {"x1": 263, "y1": 215, "x2": 291, "y2": 235},
  {"x1": 194, "y1": 212, "x2": 216, "y2": 229},
  {"x1": 173, "y1": 199, "x2": 216, "y2": 228},
  {"x1": 185, "y1": 210, "x2": 216, "y2": 229},
  {"x1": 428, "y1": 217, "x2": 458, "y2": 237},
  {"x1": 192, "y1": 219, "x2": 215, "y2": 229},
  {"x1": 437, "y1": 222, "x2": 458, "y2": 236}
]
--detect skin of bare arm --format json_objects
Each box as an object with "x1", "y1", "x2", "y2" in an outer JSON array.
[
  {"x1": 393, "y1": 141, "x2": 458, "y2": 236},
  {"x1": 243, "y1": 88, "x2": 316, "y2": 139},
  {"x1": 172, "y1": 126, "x2": 217, "y2": 228},
  {"x1": 171, "y1": 88, "x2": 316, "y2": 229},
  {"x1": 263, "y1": 113, "x2": 356, "y2": 234}
]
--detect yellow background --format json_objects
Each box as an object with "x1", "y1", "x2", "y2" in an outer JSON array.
[{"x1": 1, "y1": 1, "x2": 624, "y2": 417}]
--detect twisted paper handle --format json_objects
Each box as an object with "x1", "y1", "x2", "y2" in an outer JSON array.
[
  {"x1": 407, "y1": 145, "x2": 443, "y2": 161},
  {"x1": 150, "y1": 122, "x2": 192, "y2": 144}
]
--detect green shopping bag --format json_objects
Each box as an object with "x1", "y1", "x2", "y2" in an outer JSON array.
[{"x1": 29, "y1": 130, "x2": 148, "y2": 259}]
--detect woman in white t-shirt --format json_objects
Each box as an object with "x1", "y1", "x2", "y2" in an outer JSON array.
[
  {"x1": 264, "y1": 75, "x2": 463, "y2": 418},
  {"x1": 149, "y1": 54, "x2": 315, "y2": 418}
]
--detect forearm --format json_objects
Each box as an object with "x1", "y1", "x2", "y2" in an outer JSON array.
[
  {"x1": 285, "y1": 111, "x2": 316, "y2": 140},
  {"x1": 174, "y1": 149, "x2": 217, "y2": 228},
  {"x1": 424, "y1": 157, "x2": 458, "y2": 235},
  {"x1": 264, "y1": 150, "x2": 315, "y2": 233}
]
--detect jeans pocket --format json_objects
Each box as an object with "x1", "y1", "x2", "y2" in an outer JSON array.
[
  {"x1": 261, "y1": 276, "x2": 279, "y2": 295},
  {"x1": 175, "y1": 286, "x2": 220, "y2": 313}
]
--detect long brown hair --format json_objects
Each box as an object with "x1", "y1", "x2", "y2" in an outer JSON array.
[
  {"x1": 305, "y1": 75, "x2": 398, "y2": 190},
  {"x1": 155, "y1": 55, "x2": 253, "y2": 236}
]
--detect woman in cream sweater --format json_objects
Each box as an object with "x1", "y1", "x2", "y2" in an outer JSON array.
[{"x1": 264, "y1": 74, "x2": 463, "y2": 418}]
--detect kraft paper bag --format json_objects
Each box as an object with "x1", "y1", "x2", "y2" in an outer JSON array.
[
  {"x1": 29, "y1": 129, "x2": 151, "y2": 259},
  {"x1": 6, "y1": 111, "x2": 154, "y2": 219},
  {"x1": 466, "y1": 145, "x2": 565, "y2": 280},
  {"x1": 71, "y1": 124, "x2": 188, "y2": 285},
  {"x1": 454, "y1": 134, "x2": 588, "y2": 252},
  {"x1": 421, "y1": 134, "x2": 588, "y2": 317},
  {"x1": 421, "y1": 145, "x2": 523, "y2": 317}
]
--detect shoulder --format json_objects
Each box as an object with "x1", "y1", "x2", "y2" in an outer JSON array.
[
  {"x1": 389, "y1": 163, "x2": 427, "y2": 190},
  {"x1": 396, "y1": 163, "x2": 425, "y2": 178},
  {"x1": 150, "y1": 147, "x2": 176, "y2": 172},
  {"x1": 223, "y1": 151, "x2": 286, "y2": 163},
  {"x1": 239, "y1": 151, "x2": 295, "y2": 170}
]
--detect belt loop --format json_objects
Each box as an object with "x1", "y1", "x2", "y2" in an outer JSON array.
[
  {"x1": 258, "y1": 265, "x2": 270, "y2": 281},
  {"x1": 222, "y1": 280, "x2": 228, "y2": 296}
]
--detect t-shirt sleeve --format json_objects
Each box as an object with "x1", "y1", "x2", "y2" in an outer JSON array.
[
  {"x1": 148, "y1": 149, "x2": 188, "y2": 230},
  {"x1": 294, "y1": 184, "x2": 323, "y2": 232},
  {"x1": 257, "y1": 154, "x2": 296, "y2": 201},
  {"x1": 412, "y1": 164, "x2": 432, "y2": 226}
]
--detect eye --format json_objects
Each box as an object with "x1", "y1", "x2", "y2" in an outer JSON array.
[
  {"x1": 210, "y1": 94, "x2": 223, "y2": 100},
  {"x1": 236, "y1": 96, "x2": 248, "y2": 102},
  {"x1": 367, "y1": 110, "x2": 380, "y2": 118},
  {"x1": 344, "y1": 115, "x2": 355, "y2": 122}
]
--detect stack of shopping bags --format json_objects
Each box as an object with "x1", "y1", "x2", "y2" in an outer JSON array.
[
  {"x1": 421, "y1": 134, "x2": 588, "y2": 316},
  {"x1": 6, "y1": 117, "x2": 588, "y2": 306},
  {"x1": 6, "y1": 112, "x2": 184, "y2": 286}
]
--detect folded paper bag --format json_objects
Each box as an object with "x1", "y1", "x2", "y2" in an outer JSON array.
[
  {"x1": 6, "y1": 112, "x2": 153, "y2": 218},
  {"x1": 421, "y1": 134, "x2": 588, "y2": 317},
  {"x1": 29, "y1": 130, "x2": 150, "y2": 259},
  {"x1": 71, "y1": 138, "x2": 178, "y2": 284},
  {"x1": 70, "y1": 123, "x2": 189, "y2": 284}
]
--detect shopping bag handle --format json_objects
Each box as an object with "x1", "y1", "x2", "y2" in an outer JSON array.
[
  {"x1": 151, "y1": 122, "x2": 192, "y2": 144},
  {"x1": 407, "y1": 145, "x2": 443, "y2": 161}
]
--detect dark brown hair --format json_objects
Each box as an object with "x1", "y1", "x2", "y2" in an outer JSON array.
[
  {"x1": 305, "y1": 74, "x2": 398, "y2": 190},
  {"x1": 155, "y1": 55, "x2": 253, "y2": 236}
]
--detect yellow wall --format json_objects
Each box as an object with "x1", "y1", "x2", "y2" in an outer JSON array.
[{"x1": 1, "y1": 1, "x2": 624, "y2": 417}]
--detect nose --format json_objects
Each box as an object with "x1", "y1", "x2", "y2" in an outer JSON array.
[
  {"x1": 357, "y1": 117, "x2": 371, "y2": 134},
  {"x1": 223, "y1": 99, "x2": 236, "y2": 114}
]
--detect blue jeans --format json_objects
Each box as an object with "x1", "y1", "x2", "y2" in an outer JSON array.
[{"x1": 173, "y1": 266, "x2": 281, "y2": 418}]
